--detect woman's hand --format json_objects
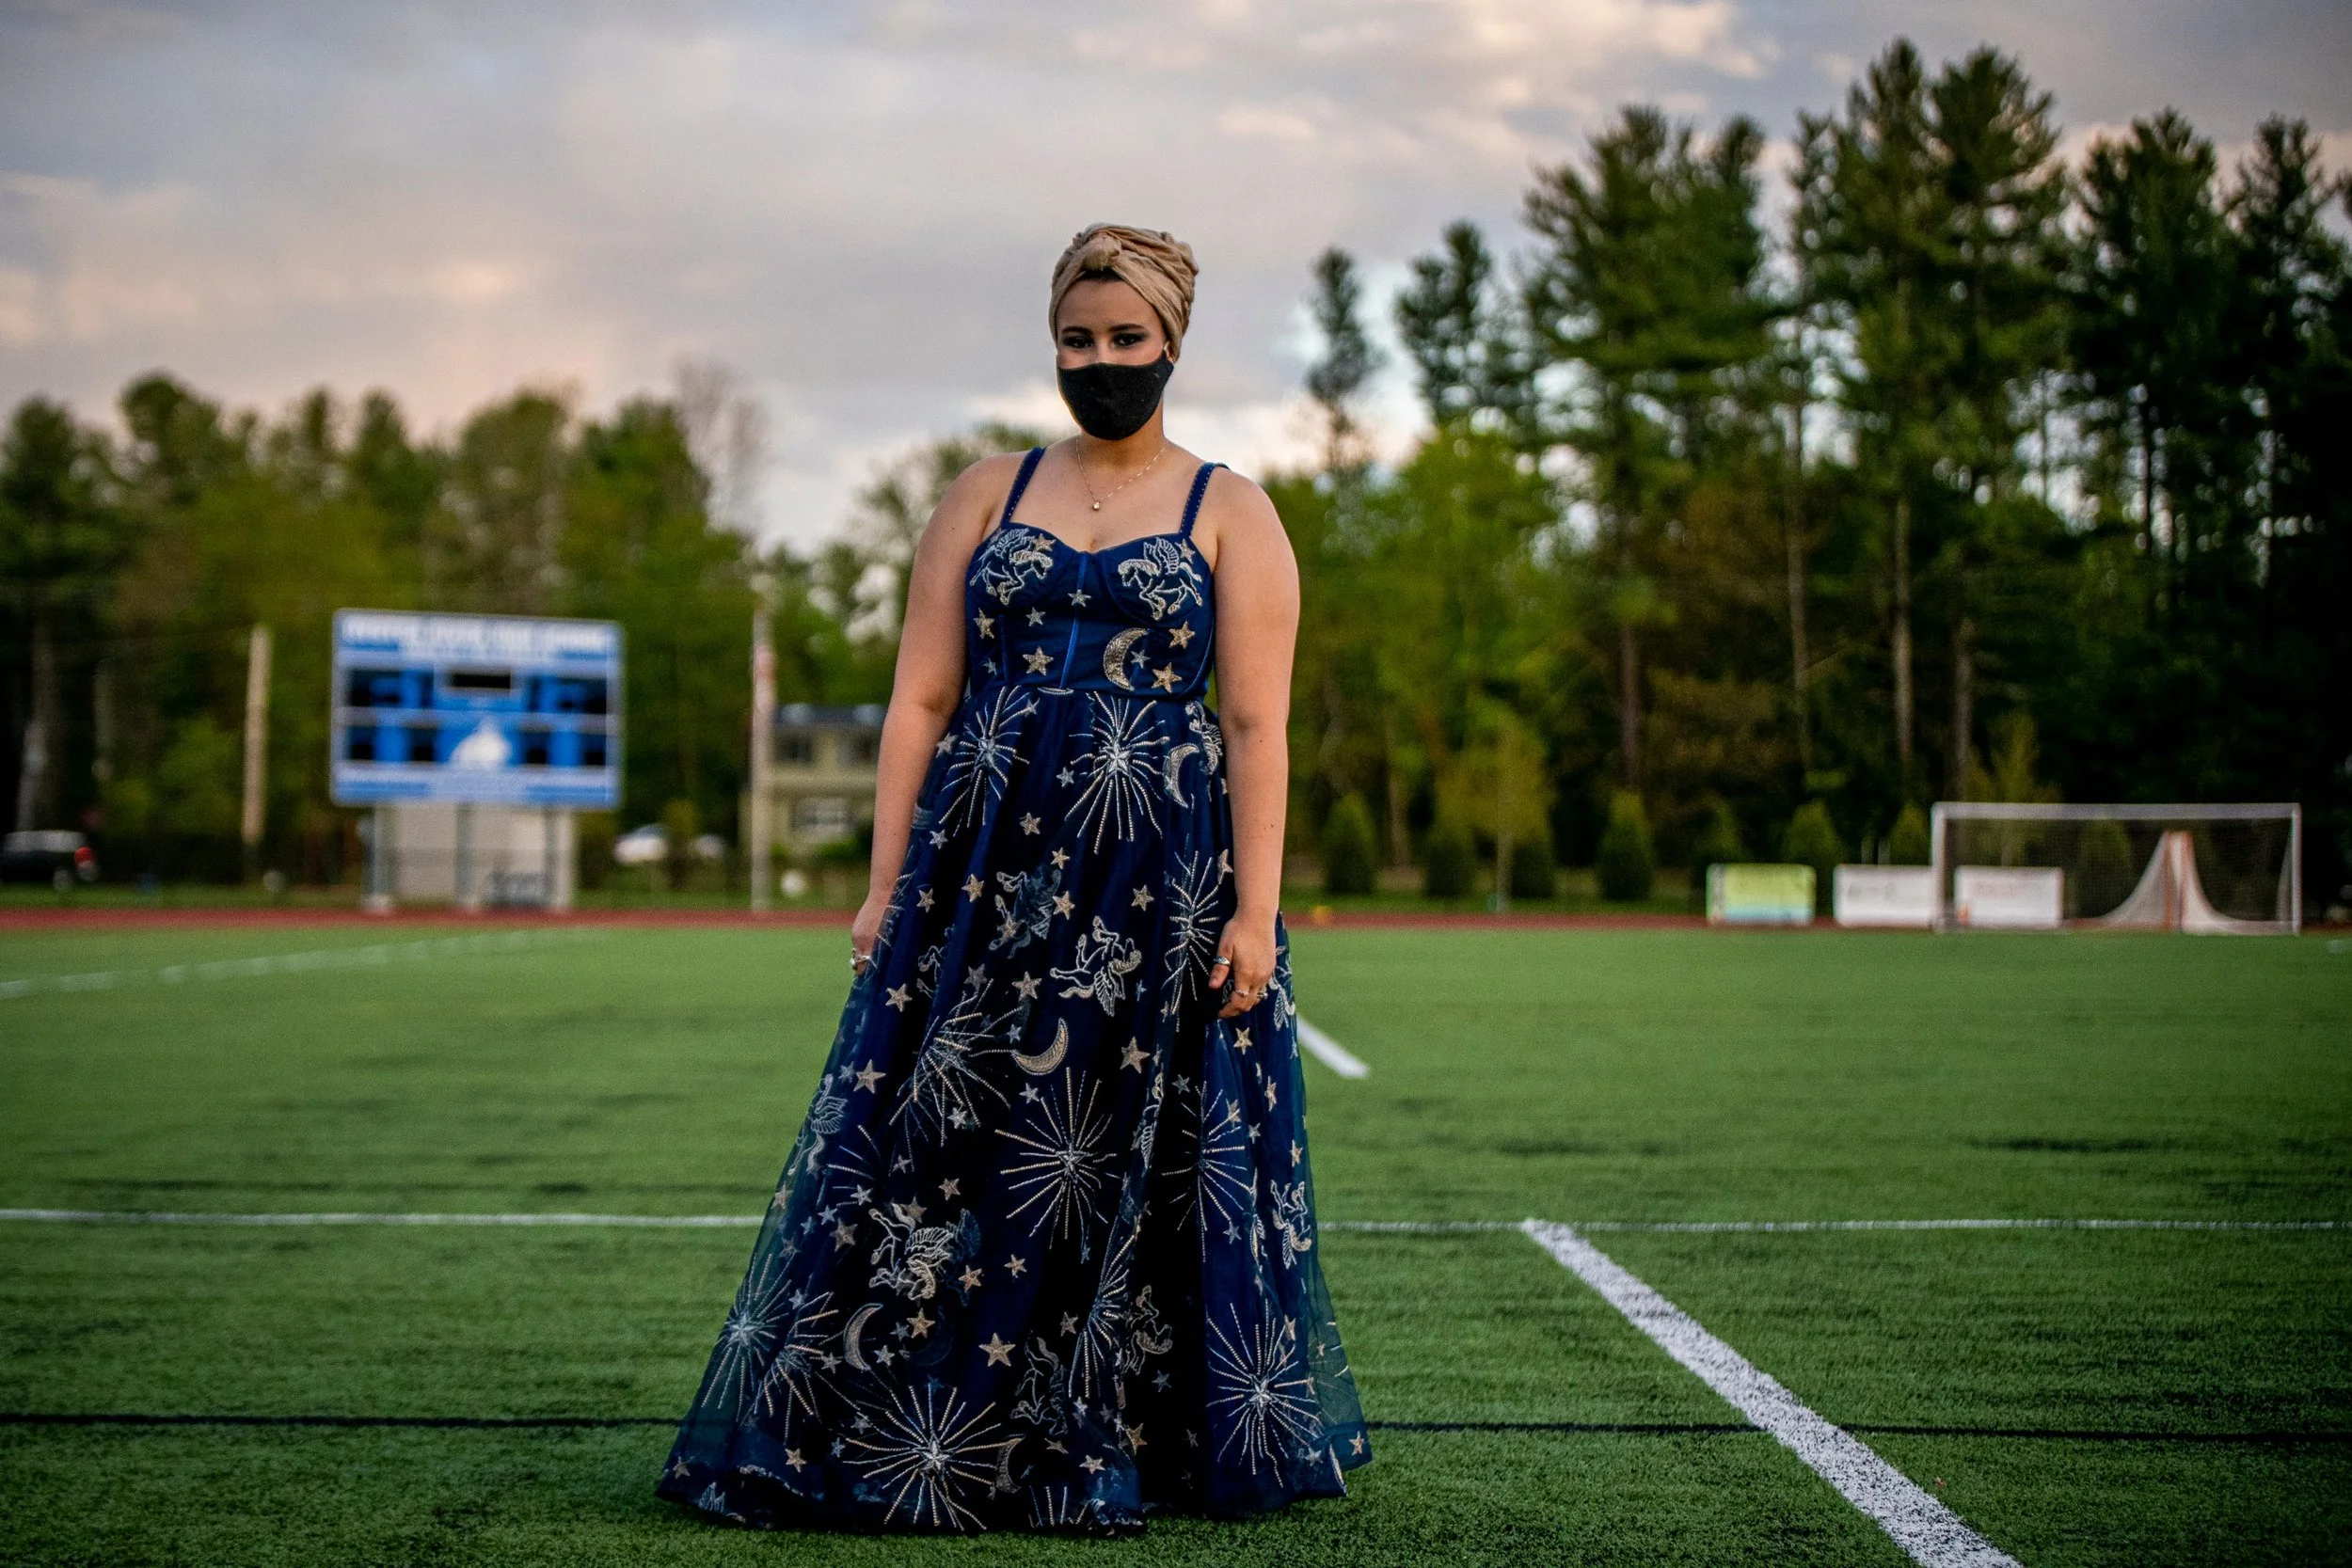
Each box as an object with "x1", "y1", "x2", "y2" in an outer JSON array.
[
  {"x1": 1208, "y1": 910, "x2": 1278, "y2": 1020},
  {"x1": 850, "y1": 889, "x2": 889, "y2": 978}
]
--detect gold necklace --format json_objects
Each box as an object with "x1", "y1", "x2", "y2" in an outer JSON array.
[{"x1": 1076, "y1": 440, "x2": 1169, "y2": 512}]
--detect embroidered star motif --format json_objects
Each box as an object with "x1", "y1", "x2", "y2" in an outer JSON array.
[
  {"x1": 1153, "y1": 1370, "x2": 1171, "y2": 1391},
  {"x1": 873, "y1": 1345, "x2": 895, "y2": 1366},
  {"x1": 963, "y1": 875, "x2": 985, "y2": 900},
  {"x1": 786, "y1": 1448, "x2": 805, "y2": 1469},
  {"x1": 1023, "y1": 648, "x2": 1053, "y2": 673},
  {"x1": 1168, "y1": 624, "x2": 1195, "y2": 648},
  {"x1": 1026, "y1": 607, "x2": 1045, "y2": 626},
  {"x1": 960, "y1": 1265, "x2": 985, "y2": 1291},
  {"x1": 917, "y1": 887, "x2": 935, "y2": 910},
  {"x1": 975, "y1": 611, "x2": 994, "y2": 638},
  {"x1": 1006, "y1": 1254, "x2": 1027, "y2": 1276},
  {"x1": 1012, "y1": 973, "x2": 1041, "y2": 1000},
  {"x1": 939, "y1": 1178, "x2": 961, "y2": 1199},
  {"x1": 1121, "y1": 1038, "x2": 1149, "y2": 1072},
  {"x1": 834, "y1": 1221, "x2": 855, "y2": 1245},
  {"x1": 1059, "y1": 1313, "x2": 1079, "y2": 1336},
  {"x1": 1264, "y1": 1080, "x2": 1279, "y2": 1109},
  {"x1": 1020, "y1": 814, "x2": 1041, "y2": 834},
  {"x1": 1051, "y1": 892, "x2": 1074, "y2": 916},
  {"x1": 1152, "y1": 664, "x2": 1179, "y2": 689},
  {"x1": 981, "y1": 1333, "x2": 1014, "y2": 1366},
  {"x1": 1069, "y1": 589, "x2": 1091, "y2": 606},
  {"x1": 1081, "y1": 1454, "x2": 1104, "y2": 1474},
  {"x1": 902, "y1": 1198, "x2": 927, "y2": 1222},
  {"x1": 1291, "y1": 1140, "x2": 1302, "y2": 1165},
  {"x1": 934, "y1": 735, "x2": 956, "y2": 755},
  {"x1": 855, "y1": 1065, "x2": 884, "y2": 1092},
  {"x1": 668, "y1": 1457, "x2": 691, "y2": 1480},
  {"x1": 1123, "y1": 1422, "x2": 1146, "y2": 1451},
  {"x1": 1131, "y1": 887, "x2": 1152, "y2": 909},
  {"x1": 908, "y1": 1309, "x2": 934, "y2": 1338},
  {"x1": 1056, "y1": 767, "x2": 1075, "y2": 786},
  {"x1": 1233, "y1": 1027, "x2": 1251, "y2": 1051},
  {"x1": 885, "y1": 985, "x2": 911, "y2": 1010},
  {"x1": 1020, "y1": 1085, "x2": 1041, "y2": 1103},
  {"x1": 1350, "y1": 1433, "x2": 1367, "y2": 1455},
  {"x1": 1050, "y1": 847, "x2": 1071, "y2": 868},
  {"x1": 929, "y1": 830, "x2": 947, "y2": 847}
]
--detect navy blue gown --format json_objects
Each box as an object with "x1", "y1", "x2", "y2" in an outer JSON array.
[{"x1": 658, "y1": 451, "x2": 1368, "y2": 1533}]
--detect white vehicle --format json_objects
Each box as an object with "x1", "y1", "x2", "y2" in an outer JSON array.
[{"x1": 612, "y1": 825, "x2": 667, "y2": 866}]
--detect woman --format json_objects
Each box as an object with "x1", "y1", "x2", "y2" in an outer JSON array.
[{"x1": 658, "y1": 224, "x2": 1367, "y2": 1535}]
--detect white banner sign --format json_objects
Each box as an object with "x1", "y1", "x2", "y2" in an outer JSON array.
[
  {"x1": 1834, "y1": 866, "x2": 1934, "y2": 927},
  {"x1": 1953, "y1": 866, "x2": 2064, "y2": 929}
]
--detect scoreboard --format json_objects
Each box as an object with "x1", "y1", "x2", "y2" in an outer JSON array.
[{"x1": 330, "y1": 610, "x2": 622, "y2": 809}]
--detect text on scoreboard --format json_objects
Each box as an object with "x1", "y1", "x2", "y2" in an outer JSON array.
[{"x1": 330, "y1": 610, "x2": 622, "y2": 808}]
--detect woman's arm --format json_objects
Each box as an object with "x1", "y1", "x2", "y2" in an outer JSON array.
[
  {"x1": 850, "y1": 457, "x2": 1015, "y2": 965},
  {"x1": 1200, "y1": 472, "x2": 1301, "y2": 1019}
]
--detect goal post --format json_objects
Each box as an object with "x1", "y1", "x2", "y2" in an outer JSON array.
[{"x1": 1929, "y1": 801, "x2": 2301, "y2": 934}]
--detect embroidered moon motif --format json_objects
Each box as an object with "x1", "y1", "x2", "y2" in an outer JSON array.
[
  {"x1": 843, "y1": 1303, "x2": 880, "y2": 1370},
  {"x1": 1012, "y1": 1018, "x2": 1069, "y2": 1076},
  {"x1": 1162, "y1": 742, "x2": 1200, "y2": 800},
  {"x1": 1101, "y1": 627, "x2": 1145, "y2": 690}
]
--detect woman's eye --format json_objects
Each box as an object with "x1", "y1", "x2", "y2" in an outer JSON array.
[{"x1": 1113, "y1": 333, "x2": 1145, "y2": 348}]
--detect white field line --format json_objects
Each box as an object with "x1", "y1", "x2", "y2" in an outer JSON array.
[
  {"x1": 0, "y1": 1211, "x2": 2339, "y2": 1231},
  {"x1": 1523, "y1": 1219, "x2": 2020, "y2": 1568},
  {"x1": 0, "y1": 1209, "x2": 757, "y2": 1227},
  {"x1": 1571, "y1": 1217, "x2": 2349, "y2": 1233},
  {"x1": 0, "y1": 929, "x2": 603, "y2": 1001},
  {"x1": 1295, "y1": 1016, "x2": 1370, "y2": 1078}
]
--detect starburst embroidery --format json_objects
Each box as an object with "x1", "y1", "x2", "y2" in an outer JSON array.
[
  {"x1": 842, "y1": 1380, "x2": 1015, "y2": 1529},
  {"x1": 1162, "y1": 850, "x2": 1229, "y2": 1010},
  {"x1": 707, "y1": 1248, "x2": 796, "y2": 1410},
  {"x1": 998, "y1": 1070, "x2": 1115, "y2": 1247},
  {"x1": 753, "y1": 1290, "x2": 843, "y2": 1433},
  {"x1": 1070, "y1": 695, "x2": 1163, "y2": 849},
  {"x1": 894, "y1": 969, "x2": 1023, "y2": 1139},
  {"x1": 1069, "y1": 1222, "x2": 1135, "y2": 1400},
  {"x1": 942, "y1": 687, "x2": 1036, "y2": 832},
  {"x1": 1205, "y1": 1308, "x2": 1322, "y2": 1475}
]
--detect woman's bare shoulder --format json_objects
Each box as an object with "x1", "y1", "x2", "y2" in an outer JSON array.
[
  {"x1": 922, "y1": 448, "x2": 1037, "y2": 549},
  {"x1": 1199, "y1": 466, "x2": 1290, "y2": 553}
]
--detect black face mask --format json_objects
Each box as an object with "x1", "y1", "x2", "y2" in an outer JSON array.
[{"x1": 1057, "y1": 356, "x2": 1175, "y2": 441}]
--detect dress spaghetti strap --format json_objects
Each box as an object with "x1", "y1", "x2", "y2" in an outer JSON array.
[
  {"x1": 1179, "y1": 462, "x2": 1220, "y2": 541},
  {"x1": 991, "y1": 446, "x2": 1047, "y2": 537}
]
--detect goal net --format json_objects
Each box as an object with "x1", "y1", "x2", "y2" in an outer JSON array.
[{"x1": 1930, "y1": 802, "x2": 2301, "y2": 934}]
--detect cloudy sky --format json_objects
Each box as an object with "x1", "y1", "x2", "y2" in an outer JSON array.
[{"x1": 3, "y1": 0, "x2": 2346, "y2": 548}]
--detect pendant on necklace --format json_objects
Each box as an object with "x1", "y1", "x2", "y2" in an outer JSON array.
[{"x1": 1091, "y1": 501, "x2": 1102, "y2": 511}]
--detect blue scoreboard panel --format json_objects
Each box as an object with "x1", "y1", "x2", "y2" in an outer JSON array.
[{"x1": 330, "y1": 610, "x2": 622, "y2": 809}]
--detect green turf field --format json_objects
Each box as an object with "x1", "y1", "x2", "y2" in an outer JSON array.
[{"x1": 2, "y1": 923, "x2": 2347, "y2": 1565}]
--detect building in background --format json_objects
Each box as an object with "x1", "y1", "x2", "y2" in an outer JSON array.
[{"x1": 755, "y1": 704, "x2": 885, "y2": 855}]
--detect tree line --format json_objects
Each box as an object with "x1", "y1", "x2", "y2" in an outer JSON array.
[
  {"x1": 1277, "y1": 40, "x2": 2346, "y2": 909},
  {"x1": 2, "y1": 40, "x2": 2343, "y2": 908}
]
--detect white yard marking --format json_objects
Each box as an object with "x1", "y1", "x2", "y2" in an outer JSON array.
[
  {"x1": 1294, "y1": 1016, "x2": 1369, "y2": 1078},
  {"x1": 2, "y1": 1210, "x2": 2335, "y2": 1233},
  {"x1": 0, "y1": 929, "x2": 602, "y2": 1001},
  {"x1": 1522, "y1": 1219, "x2": 2020, "y2": 1568},
  {"x1": 0, "y1": 1209, "x2": 757, "y2": 1227},
  {"x1": 1571, "y1": 1216, "x2": 2347, "y2": 1233}
]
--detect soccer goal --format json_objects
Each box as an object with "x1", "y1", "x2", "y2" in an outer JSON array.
[{"x1": 1930, "y1": 802, "x2": 2301, "y2": 934}]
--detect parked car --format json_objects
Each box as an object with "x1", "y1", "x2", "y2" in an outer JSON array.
[
  {"x1": 1, "y1": 830, "x2": 100, "y2": 890},
  {"x1": 612, "y1": 825, "x2": 667, "y2": 866}
]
